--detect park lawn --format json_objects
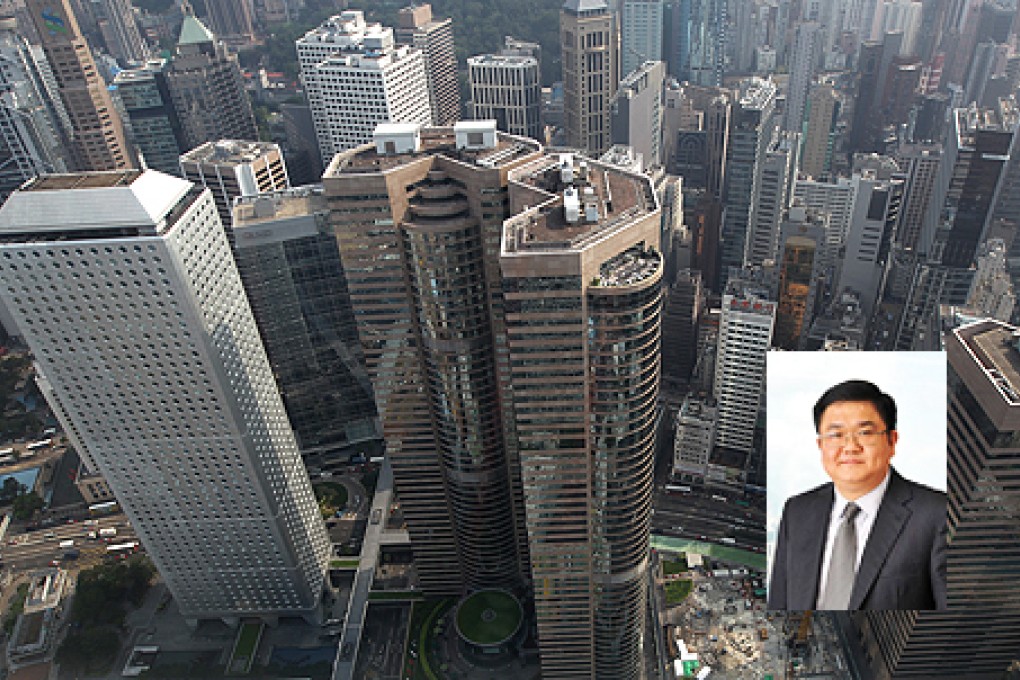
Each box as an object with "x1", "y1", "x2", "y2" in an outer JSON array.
[
  {"x1": 665, "y1": 579, "x2": 693, "y2": 606},
  {"x1": 662, "y1": 557, "x2": 688, "y2": 576},
  {"x1": 456, "y1": 591, "x2": 522, "y2": 645},
  {"x1": 228, "y1": 622, "x2": 263, "y2": 675},
  {"x1": 314, "y1": 482, "x2": 349, "y2": 518},
  {"x1": 330, "y1": 558, "x2": 360, "y2": 569}
]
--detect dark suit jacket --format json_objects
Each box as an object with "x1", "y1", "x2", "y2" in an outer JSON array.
[{"x1": 767, "y1": 468, "x2": 947, "y2": 610}]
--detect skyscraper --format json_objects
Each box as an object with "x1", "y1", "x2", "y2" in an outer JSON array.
[
  {"x1": 468, "y1": 54, "x2": 542, "y2": 140},
  {"x1": 25, "y1": 0, "x2": 134, "y2": 171},
  {"x1": 799, "y1": 81, "x2": 838, "y2": 179},
  {"x1": 561, "y1": 0, "x2": 618, "y2": 155},
  {"x1": 0, "y1": 16, "x2": 68, "y2": 201},
  {"x1": 230, "y1": 187, "x2": 380, "y2": 465},
  {"x1": 297, "y1": 11, "x2": 431, "y2": 161},
  {"x1": 713, "y1": 283, "x2": 775, "y2": 458},
  {"x1": 395, "y1": 4, "x2": 460, "y2": 126},
  {"x1": 620, "y1": 0, "x2": 663, "y2": 78},
  {"x1": 720, "y1": 77, "x2": 777, "y2": 287},
  {"x1": 855, "y1": 318, "x2": 1020, "y2": 679},
  {"x1": 164, "y1": 13, "x2": 258, "y2": 153},
  {"x1": 774, "y1": 206, "x2": 825, "y2": 350},
  {"x1": 0, "y1": 169, "x2": 331, "y2": 624},
  {"x1": 611, "y1": 60, "x2": 665, "y2": 167},
  {"x1": 95, "y1": 0, "x2": 147, "y2": 65},
  {"x1": 784, "y1": 22, "x2": 821, "y2": 133},
  {"x1": 745, "y1": 130, "x2": 797, "y2": 267},
  {"x1": 204, "y1": 0, "x2": 255, "y2": 43},
  {"x1": 113, "y1": 59, "x2": 185, "y2": 176},
  {"x1": 325, "y1": 122, "x2": 540, "y2": 595},
  {"x1": 179, "y1": 140, "x2": 289, "y2": 229},
  {"x1": 502, "y1": 149, "x2": 662, "y2": 679}
]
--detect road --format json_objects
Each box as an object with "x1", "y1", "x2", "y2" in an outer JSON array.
[
  {"x1": 652, "y1": 485, "x2": 766, "y2": 554},
  {"x1": 2, "y1": 515, "x2": 137, "y2": 571}
]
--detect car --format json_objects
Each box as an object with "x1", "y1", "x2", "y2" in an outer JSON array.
[
  {"x1": 323, "y1": 618, "x2": 342, "y2": 627},
  {"x1": 49, "y1": 559, "x2": 60, "y2": 567},
  {"x1": 43, "y1": 532, "x2": 55, "y2": 539}
]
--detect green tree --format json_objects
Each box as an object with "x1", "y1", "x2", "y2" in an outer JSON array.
[
  {"x1": 0, "y1": 477, "x2": 24, "y2": 504},
  {"x1": 56, "y1": 626, "x2": 121, "y2": 672},
  {"x1": 11, "y1": 491, "x2": 43, "y2": 519}
]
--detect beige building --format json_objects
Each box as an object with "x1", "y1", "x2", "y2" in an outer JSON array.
[
  {"x1": 501, "y1": 151, "x2": 662, "y2": 678},
  {"x1": 561, "y1": 0, "x2": 618, "y2": 155},
  {"x1": 179, "y1": 140, "x2": 289, "y2": 228},
  {"x1": 324, "y1": 122, "x2": 541, "y2": 595},
  {"x1": 25, "y1": 0, "x2": 134, "y2": 171},
  {"x1": 396, "y1": 4, "x2": 460, "y2": 126}
]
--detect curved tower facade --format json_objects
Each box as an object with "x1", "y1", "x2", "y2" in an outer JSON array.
[
  {"x1": 501, "y1": 152, "x2": 662, "y2": 679},
  {"x1": 325, "y1": 122, "x2": 540, "y2": 594}
]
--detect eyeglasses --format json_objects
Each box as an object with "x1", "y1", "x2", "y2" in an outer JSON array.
[{"x1": 818, "y1": 429, "x2": 890, "y2": 447}]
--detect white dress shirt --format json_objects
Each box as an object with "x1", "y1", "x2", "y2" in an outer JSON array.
[{"x1": 815, "y1": 469, "x2": 891, "y2": 609}]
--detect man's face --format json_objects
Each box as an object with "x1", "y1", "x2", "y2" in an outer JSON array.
[{"x1": 817, "y1": 400, "x2": 897, "y2": 499}]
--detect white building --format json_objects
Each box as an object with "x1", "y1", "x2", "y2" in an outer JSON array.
[
  {"x1": 468, "y1": 54, "x2": 542, "y2": 140},
  {"x1": 792, "y1": 175, "x2": 858, "y2": 272},
  {"x1": 621, "y1": 0, "x2": 664, "y2": 79},
  {"x1": 784, "y1": 22, "x2": 821, "y2": 133},
  {"x1": 745, "y1": 131, "x2": 798, "y2": 267},
  {"x1": 713, "y1": 289, "x2": 775, "y2": 456},
  {"x1": 0, "y1": 169, "x2": 331, "y2": 625},
  {"x1": 297, "y1": 11, "x2": 431, "y2": 161},
  {"x1": 673, "y1": 396, "x2": 716, "y2": 481},
  {"x1": 871, "y1": 0, "x2": 922, "y2": 56}
]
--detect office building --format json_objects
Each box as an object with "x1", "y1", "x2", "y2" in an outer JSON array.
[
  {"x1": 894, "y1": 141, "x2": 940, "y2": 251},
  {"x1": 561, "y1": 0, "x2": 618, "y2": 155},
  {"x1": 611, "y1": 60, "x2": 664, "y2": 167},
  {"x1": 620, "y1": 0, "x2": 663, "y2": 78},
  {"x1": 230, "y1": 187, "x2": 379, "y2": 464},
  {"x1": 395, "y1": 4, "x2": 459, "y2": 126},
  {"x1": 685, "y1": 0, "x2": 727, "y2": 86},
  {"x1": 784, "y1": 22, "x2": 821, "y2": 133},
  {"x1": 325, "y1": 122, "x2": 542, "y2": 596},
  {"x1": 113, "y1": 59, "x2": 185, "y2": 176},
  {"x1": 800, "y1": 81, "x2": 838, "y2": 179},
  {"x1": 871, "y1": 0, "x2": 923, "y2": 56},
  {"x1": 713, "y1": 283, "x2": 775, "y2": 457},
  {"x1": 673, "y1": 396, "x2": 716, "y2": 482},
  {"x1": 25, "y1": 0, "x2": 134, "y2": 171},
  {"x1": 179, "y1": 140, "x2": 289, "y2": 229},
  {"x1": 792, "y1": 175, "x2": 859, "y2": 274},
  {"x1": 204, "y1": 0, "x2": 255, "y2": 43},
  {"x1": 855, "y1": 319, "x2": 1020, "y2": 679},
  {"x1": 0, "y1": 169, "x2": 331, "y2": 624},
  {"x1": 95, "y1": 0, "x2": 147, "y2": 65},
  {"x1": 297, "y1": 11, "x2": 431, "y2": 161},
  {"x1": 165, "y1": 13, "x2": 258, "y2": 153},
  {"x1": 965, "y1": 239, "x2": 1015, "y2": 321},
  {"x1": 502, "y1": 149, "x2": 662, "y2": 679},
  {"x1": 745, "y1": 131, "x2": 797, "y2": 268},
  {"x1": 774, "y1": 206, "x2": 826, "y2": 350},
  {"x1": 468, "y1": 54, "x2": 542, "y2": 140},
  {"x1": 662, "y1": 268, "x2": 702, "y2": 387},
  {"x1": 720, "y1": 77, "x2": 777, "y2": 287},
  {"x1": 837, "y1": 172, "x2": 903, "y2": 319},
  {"x1": 0, "y1": 17, "x2": 68, "y2": 202}
]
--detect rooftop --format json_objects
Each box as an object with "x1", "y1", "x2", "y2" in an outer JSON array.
[
  {"x1": 181, "y1": 140, "x2": 281, "y2": 166},
  {"x1": 0, "y1": 170, "x2": 193, "y2": 236},
  {"x1": 956, "y1": 320, "x2": 1020, "y2": 405},
  {"x1": 178, "y1": 14, "x2": 215, "y2": 46},
  {"x1": 563, "y1": 0, "x2": 610, "y2": 15},
  {"x1": 326, "y1": 127, "x2": 541, "y2": 176},
  {"x1": 595, "y1": 246, "x2": 660, "y2": 287},
  {"x1": 503, "y1": 153, "x2": 656, "y2": 252},
  {"x1": 233, "y1": 186, "x2": 327, "y2": 227},
  {"x1": 468, "y1": 54, "x2": 538, "y2": 67}
]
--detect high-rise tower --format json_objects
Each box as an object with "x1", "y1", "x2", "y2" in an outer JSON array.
[
  {"x1": 468, "y1": 54, "x2": 542, "y2": 141},
  {"x1": 0, "y1": 169, "x2": 331, "y2": 624},
  {"x1": 164, "y1": 13, "x2": 258, "y2": 152},
  {"x1": 25, "y1": 0, "x2": 134, "y2": 171},
  {"x1": 620, "y1": 0, "x2": 663, "y2": 78},
  {"x1": 297, "y1": 11, "x2": 431, "y2": 161},
  {"x1": 855, "y1": 318, "x2": 1020, "y2": 679},
  {"x1": 561, "y1": 0, "x2": 618, "y2": 155},
  {"x1": 502, "y1": 151, "x2": 662, "y2": 679},
  {"x1": 395, "y1": 4, "x2": 460, "y2": 126},
  {"x1": 325, "y1": 122, "x2": 540, "y2": 595}
]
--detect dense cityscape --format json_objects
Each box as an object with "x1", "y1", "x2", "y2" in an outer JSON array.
[{"x1": 0, "y1": 0, "x2": 1018, "y2": 678}]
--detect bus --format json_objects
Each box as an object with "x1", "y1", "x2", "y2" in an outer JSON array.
[
  {"x1": 89, "y1": 501, "x2": 119, "y2": 516},
  {"x1": 666, "y1": 484, "x2": 692, "y2": 494},
  {"x1": 720, "y1": 537, "x2": 736, "y2": 545},
  {"x1": 25, "y1": 439, "x2": 51, "y2": 451},
  {"x1": 107, "y1": 541, "x2": 139, "y2": 555}
]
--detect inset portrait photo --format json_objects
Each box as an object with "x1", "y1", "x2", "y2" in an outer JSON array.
[{"x1": 765, "y1": 351, "x2": 947, "y2": 611}]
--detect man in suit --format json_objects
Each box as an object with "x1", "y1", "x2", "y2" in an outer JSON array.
[{"x1": 767, "y1": 379, "x2": 948, "y2": 611}]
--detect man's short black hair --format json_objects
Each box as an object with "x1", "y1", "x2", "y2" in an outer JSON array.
[{"x1": 813, "y1": 379, "x2": 897, "y2": 433}]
